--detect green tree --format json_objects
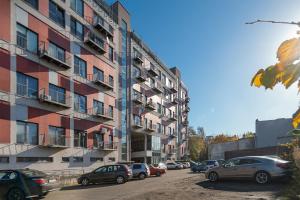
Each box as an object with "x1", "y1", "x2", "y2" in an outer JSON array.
[{"x1": 188, "y1": 127, "x2": 207, "y2": 161}]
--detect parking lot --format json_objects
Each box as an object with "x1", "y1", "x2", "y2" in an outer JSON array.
[{"x1": 45, "y1": 169, "x2": 284, "y2": 200}]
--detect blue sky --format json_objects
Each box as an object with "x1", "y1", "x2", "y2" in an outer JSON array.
[{"x1": 110, "y1": 0, "x2": 300, "y2": 136}]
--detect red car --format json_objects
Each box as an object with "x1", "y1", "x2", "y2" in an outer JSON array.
[{"x1": 149, "y1": 165, "x2": 166, "y2": 177}]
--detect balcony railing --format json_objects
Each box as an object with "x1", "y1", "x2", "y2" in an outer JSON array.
[
  {"x1": 145, "y1": 99, "x2": 156, "y2": 111},
  {"x1": 147, "y1": 63, "x2": 159, "y2": 77},
  {"x1": 168, "y1": 113, "x2": 178, "y2": 121},
  {"x1": 135, "y1": 70, "x2": 147, "y2": 82},
  {"x1": 132, "y1": 119, "x2": 143, "y2": 129},
  {"x1": 182, "y1": 120, "x2": 189, "y2": 126},
  {"x1": 133, "y1": 51, "x2": 143, "y2": 64},
  {"x1": 89, "y1": 73, "x2": 114, "y2": 90},
  {"x1": 132, "y1": 93, "x2": 144, "y2": 104},
  {"x1": 185, "y1": 97, "x2": 190, "y2": 103},
  {"x1": 84, "y1": 31, "x2": 106, "y2": 54},
  {"x1": 39, "y1": 134, "x2": 70, "y2": 148},
  {"x1": 94, "y1": 141, "x2": 118, "y2": 151},
  {"x1": 89, "y1": 107, "x2": 114, "y2": 120},
  {"x1": 151, "y1": 82, "x2": 163, "y2": 94},
  {"x1": 169, "y1": 132, "x2": 178, "y2": 138},
  {"x1": 39, "y1": 88, "x2": 71, "y2": 108},
  {"x1": 92, "y1": 16, "x2": 114, "y2": 38},
  {"x1": 39, "y1": 41, "x2": 71, "y2": 69},
  {"x1": 169, "y1": 85, "x2": 178, "y2": 93},
  {"x1": 145, "y1": 123, "x2": 156, "y2": 132}
]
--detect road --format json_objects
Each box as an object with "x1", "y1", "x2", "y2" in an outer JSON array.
[{"x1": 45, "y1": 169, "x2": 284, "y2": 200}]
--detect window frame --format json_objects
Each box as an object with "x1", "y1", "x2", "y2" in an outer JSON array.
[
  {"x1": 74, "y1": 56, "x2": 87, "y2": 78},
  {"x1": 74, "y1": 93, "x2": 87, "y2": 113},
  {"x1": 49, "y1": 0, "x2": 65, "y2": 28},
  {"x1": 70, "y1": 17, "x2": 84, "y2": 40},
  {"x1": 16, "y1": 23, "x2": 38, "y2": 53},
  {"x1": 70, "y1": 0, "x2": 84, "y2": 17},
  {"x1": 16, "y1": 120, "x2": 38, "y2": 145}
]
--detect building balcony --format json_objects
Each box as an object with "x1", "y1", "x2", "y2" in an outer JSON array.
[
  {"x1": 132, "y1": 93, "x2": 144, "y2": 104},
  {"x1": 39, "y1": 134, "x2": 70, "y2": 148},
  {"x1": 90, "y1": 74, "x2": 114, "y2": 90},
  {"x1": 38, "y1": 41, "x2": 71, "y2": 69},
  {"x1": 147, "y1": 63, "x2": 159, "y2": 77},
  {"x1": 169, "y1": 132, "x2": 178, "y2": 139},
  {"x1": 135, "y1": 70, "x2": 147, "y2": 83},
  {"x1": 169, "y1": 85, "x2": 178, "y2": 93},
  {"x1": 151, "y1": 82, "x2": 163, "y2": 94},
  {"x1": 183, "y1": 106, "x2": 190, "y2": 113},
  {"x1": 89, "y1": 107, "x2": 114, "y2": 121},
  {"x1": 92, "y1": 16, "x2": 114, "y2": 39},
  {"x1": 39, "y1": 88, "x2": 71, "y2": 108},
  {"x1": 145, "y1": 99, "x2": 156, "y2": 111},
  {"x1": 94, "y1": 141, "x2": 118, "y2": 151},
  {"x1": 169, "y1": 97, "x2": 179, "y2": 105},
  {"x1": 133, "y1": 51, "x2": 144, "y2": 64},
  {"x1": 182, "y1": 120, "x2": 189, "y2": 126},
  {"x1": 185, "y1": 97, "x2": 190, "y2": 103},
  {"x1": 145, "y1": 124, "x2": 156, "y2": 132},
  {"x1": 168, "y1": 113, "x2": 178, "y2": 122},
  {"x1": 84, "y1": 31, "x2": 106, "y2": 54},
  {"x1": 132, "y1": 119, "x2": 143, "y2": 129}
]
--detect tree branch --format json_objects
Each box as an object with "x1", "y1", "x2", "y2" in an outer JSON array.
[{"x1": 245, "y1": 19, "x2": 300, "y2": 27}]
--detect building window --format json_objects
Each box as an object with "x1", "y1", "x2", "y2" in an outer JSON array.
[
  {"x1": 16, "y1": 121, "x2": 38, "y2": 145},
  {"x1": 16, "y1": 23, "x2": 38, "y2": 53},
  {"x1": 109, "y1": 75, "x2": 114, "y2": 88},
  {"x1": 132, "y1": 65, "x2": 141, "y2": 78},
  {"x1": 108, "y1": 105, "x2": 113, "y2": 118},
  {"x1": 74, "y1": 56, "x2": 87, "y2": 78},
  {"x1": 0, "y1": 157, "x2": 9, "y2": 163},
  {"x1": 24, "y1": 0, "x2": 38, "y2": 9},
  {"x1": 109, "y1": 46, "x2": 114, "y2": 62},
  {"x1": 74, "y1": 93, "x2": 87, "y2": 113},
  {"x1": 162, "y1": 74, "x2": 166, "y2": 85},
  {"x1": 133, "y1": 115, "x2": 142, "y2": 126},
  {"x1": 49, "y1": 84, "x2": 66, "y2": 104},
  {"x1": 74, "y1": 130, "x2": 87, "y2": 148},
  {"x1": 49, "y1": 42, "x2": 66, "y2": 62},
  {"x1": 62, "y1": 157, "x2": 70, "y2": 162},
  {"x1": 157, "y1": 123, "x2": 162, "y2": 134},
  {"x1": 70, "y1": 0, "x2": 83, "y2": 17},
  {"x1": 72, "y1": 157, "x2": 83, "y2": 162},
  {"x1": 16, "y1": 157, "x2": 53, "y2": 163},
  {"x1": 48, "y1": 126, "x2": 66, "y2": 146},
  {"x1": 90, "y1": 157, "x2": 103, "y2": 162},
  {"x1": 157, "y1": 103, "x2": 162, "y2": 114},
  {"x1": 93, "y1": 133, "x2": 103, "y2": 148},
  {"x1": 70, "y1": 17, "x2": 84, "y2": 40},
  {"x1": 93, "y1": 67, "x2": 104, "y2": 82},
  {"x1": 93, "y1": 100, "x2": 104, "y2": 115},
  {"x1": 16, "y1": 72, "x2": 38, "y2": 98},
  {"x1": 157, "y1": 70, "x2": 162, "y2": 81},
  {"x1": 49, "y1": 0, "x2": 65, "y2": 27}
]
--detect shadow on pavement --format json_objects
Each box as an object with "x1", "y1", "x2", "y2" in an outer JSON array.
[
  {"x1": 60, "y1": 183, "x2": 116, "y2": 191},
  {"x1": 196, "y1": 180, "x2": 284, "y2": 192}
]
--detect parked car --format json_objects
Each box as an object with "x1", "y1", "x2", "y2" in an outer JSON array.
[
  {"x1": 217, "y1": 159, "x2": 225, "y2": 166},
  {"x1": 130, "y1": 163, "x2": 150, "y2": 180},
  {"x1": 149, "y1": 165, "x2": 166, "y2": 176},
  {"x1": 157, "y1": 162, "x2": 167, "y2": 170},
  {"x1": 206, "y1": 156, "x2": 292, "y2": 184},
  {"x1": 175, "y1": 161, "x2": 186, "y2": 169},
  {"x1": 78, "y1": 164, "x2": 132, "y2": 186},
  {"x1": 0, "y1": 169, "x2": 59, "y2": 200},
  {"x1": 191, "y1": 163, "x2": 208, "y2": 173},
  {"x1": 166, "y1": 162, "x2": 182, "y2": 170}
]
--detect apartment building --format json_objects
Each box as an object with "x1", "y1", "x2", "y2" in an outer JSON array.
[{"x1": 0, "y1": 0, "x2": 190, "y2": 170}]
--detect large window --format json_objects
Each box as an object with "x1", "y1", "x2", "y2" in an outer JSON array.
[
  {"x1": 48, "y1": 126, "x2": 65, "y2": 146},
  {"x1": 49, "y1": 0, "x2": 65, "y2": 27},
  {"x1": 74, "y1": 130, "x2": 87, "y2": 148},
  {"x1": 74, "y1": 56, "x2": 87, "y2": 78},
  {"x1": 93, "y1": 100, "x2": 104, "y2": 115},
  {"x1": 49, "y1": 84, "x2": 65, "y2": 104},
  {"x1": 24, "y1": 0, "x2": 38, "y2": 10},
  {"x1": 93, "y1": 133, "x2": 103, "y2": 148},
  {"x1": 16, "y1": 23, "x2": 38, "y2": 53},
  {"x1": 70, "y1": 0, "x2": 84, "y2": 17},
  {"x1": 48, "y1": 42, "x2": 65, "y2": 62},
  {"x1": 70, "y1": 17, "x2": 84, "y2": 40},
  {"x1": 93, "y1": 67, "x2": 104, "y2": 81},
  {"x1": 16, "y1": 72, "x2": 38, "y2": 98},
  {"x1": 74, "y1": 93, "x2": 87, "y2": 113},
  {"x1": 16, "y1": 121, "x2": 38, "y2": 145}
]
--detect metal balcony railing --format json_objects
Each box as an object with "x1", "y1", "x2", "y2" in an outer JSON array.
[
  {"x1": 89, "y1": 107, "x2": 114, "y2": 120},
  {"x1": 147, "y1": 63, "x2": 159, "y2": 77},
  {"x1": 134, "y1": 69, "x2": 147, "y2": 82},
  {"x1": 132, "y1": 119, "x2": 143, "y2": 128},
  {"x1": 133, "y1": 51, "x2": 143, "y2": 64},
  {"x1": 39, "y1": 134, "x2": 70, "y2": 148},
  {"x1": 168, "y1": 113, "x2": 178, "y2": 121},
  {"x1": 144, "y1": 123, "x2": 156, "y2": 132},
  {"x1": 169, "y1": 85, "x2": 178, "y2": 93},
  {"x1": 84, "y1": 31, "x2": 106, "y2": 53},
  {"x1": 89, "y1": 73, "x2": 114, "y2": 90},
  {"x1": 92, "y1": 16, "x2": 114, "y2": 38},
  {"x1": 39, "y1": 88, "x2": 71, "y2": 108},
  {"x1": 39, "y1": 41, "x2": 71, "y2": 69},
  {"x1": 145, "y1": 99, "x2": 156, "y2": 110},
  {"x1": 132, "y1": 93, "x2": 144, "y2": 104},
  {"x1": 94, "y1": 141, "x2": 118, "y2": 151}
]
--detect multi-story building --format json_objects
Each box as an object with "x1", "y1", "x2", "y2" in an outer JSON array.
[{"x1": 0, "y1": 0, "x2": 190, "y2": 171}]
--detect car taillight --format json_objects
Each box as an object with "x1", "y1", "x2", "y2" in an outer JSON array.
[
  {"x1": 33, "y1": 178, "x2": 46, "y2": 185},
  {"x1": 276, "y1": 162, "x2": 289, "y2": 169}
]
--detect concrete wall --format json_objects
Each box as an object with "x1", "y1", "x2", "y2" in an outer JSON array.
[
  {"x1": 208, "y1": 138, "x2": 255, "y2": 160},
  {"x1": 256, "y1": 118, "x2": 295, "y2": 148}
]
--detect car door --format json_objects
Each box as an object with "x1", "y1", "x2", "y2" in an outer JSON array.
[
  {"x1": 103, "y1": 166, "x2": 115, "y2": 182},
  {"x1": 237, "y1": 159, "x2": 262, "y2": 178},
  {"x1": 92, "y1": 166, "x2": 107, "y2": 183},
  {"x1": 0, "y1": 171, "x2": 19, "y2": 197},
  {"x1": 219, "y1": 159, "x2": 240, "y2": 178}
]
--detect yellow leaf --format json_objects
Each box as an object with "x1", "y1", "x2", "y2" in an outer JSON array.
[
  {"x1": 251, "y1": 69, "x2": 264, "y2": 87},
  {"x1": 293, "y1": 108, "x2": 300, "y2": 128},
  {"x1": 277, "y1": 38, "x2": 300, "y2": 71}
]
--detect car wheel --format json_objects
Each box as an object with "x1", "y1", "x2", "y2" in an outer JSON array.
[
  {"x1": 255, "y1": 171, "x2": 270, "y2": 184},
  {"x1": 7, "y1": 188, "x2": 24, "y2": 200},
  {"x1": 138, "y1": 173, "x2": 146, "y2": 180},
  {"x1": 116, "y1": 176, "x2": 125, "y2": 184},
  {"x1": 81, "y1": 178, "x2": 89, "y2": 186},
  {"x1": 156, "y1": 171, "x2": 161, "y2": 177},
  {"x1": 208, "y1": 172, "x2": 218, "y2": 182}
]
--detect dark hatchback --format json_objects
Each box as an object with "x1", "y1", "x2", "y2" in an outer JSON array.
[
  {"x1": 0, "y1": 169, "x2": 59, "y2": 200},
  {"x1": 78, "y1": 164, "x2": 132, "y2": 186}
]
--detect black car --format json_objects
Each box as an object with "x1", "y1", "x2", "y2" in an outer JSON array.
[
  {"x1": 0, "y1": 169, "x2": 59, "y2": 200},
  {"x1": 78, "y1": 164, "x2": 132, "y2": 186}
]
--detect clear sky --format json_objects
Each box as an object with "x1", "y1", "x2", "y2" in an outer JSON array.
[{"x1": 110, "y1": 0, "x2": 300, "y2": 136}]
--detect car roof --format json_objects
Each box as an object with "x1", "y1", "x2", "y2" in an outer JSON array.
[{"x1": 230, "y1": 156, "x2": 284, "y2": 161}]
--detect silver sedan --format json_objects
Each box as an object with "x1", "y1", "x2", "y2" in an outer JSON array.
[{"x1": 205, "y1": 156, "x2": 292, "y2": 184}]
